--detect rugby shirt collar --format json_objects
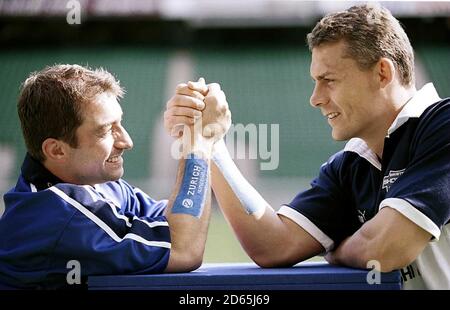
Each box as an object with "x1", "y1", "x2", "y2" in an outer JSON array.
[
  {"x1": 387, "y1": 83, "x2": 441, "y2": 135},
  {"x1": 21, "y1": 153, "x2": 63, "y2": 191},
  {"x1": 344, "y1": 83, "x2": 441, "y2": 171}
]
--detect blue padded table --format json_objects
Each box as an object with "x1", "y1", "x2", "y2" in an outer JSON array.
[{"x1": 88, "y1": 262, "x2": 401, "y2": 290}]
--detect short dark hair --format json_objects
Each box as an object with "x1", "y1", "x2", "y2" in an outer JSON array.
[
  {"x1": 307, "y1": 4, "x2": 415, "y2": 86},
  {"x1": 17, "y1": 64, "x2": 124, "y2": 161}
]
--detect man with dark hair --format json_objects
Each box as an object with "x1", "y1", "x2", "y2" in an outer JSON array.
[
  {"x1": 165, "y1": 4, "x2": 450, "y2": 289},
  {"x1": 0, "y1": 64, "x2": 231, "y2": 289}
]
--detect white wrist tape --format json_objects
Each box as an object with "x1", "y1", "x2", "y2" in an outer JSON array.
[{"x1": 212, "y1": 139, "x2": 271, "y2": 220}]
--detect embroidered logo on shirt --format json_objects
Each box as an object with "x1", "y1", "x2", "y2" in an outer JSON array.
[
  {"x1": 382, "y1": 168, "x2": 406, "y2": 192},
  {"x1": 357, "y1": 210, "x2": 367, "y2": 223}
]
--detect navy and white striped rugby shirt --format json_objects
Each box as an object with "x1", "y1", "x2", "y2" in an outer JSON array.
[
  {"x1": 279, "y1": 84, "x2": 450, "y2": 289},
  {"x1": 0, "y1": 153, "x2": 170, "y2": 289}
]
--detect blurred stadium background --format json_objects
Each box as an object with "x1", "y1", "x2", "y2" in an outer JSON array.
[{"x1": 0, "y1": 0, "x2": 449, "y2": 263}]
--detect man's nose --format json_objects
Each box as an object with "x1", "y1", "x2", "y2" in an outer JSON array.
[
  {"x1": 115, "y1": 126, "x2": 133, "y2": 150},
  {"x1": 310, "y1": 84, "x2": 328, "y2": 108}
]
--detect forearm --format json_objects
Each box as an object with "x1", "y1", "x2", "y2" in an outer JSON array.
[
  {"x1": 165, "y1": 190, "x2": 211, "y2": 271},
  {"x1": 211, "y1": 140, "x2": 321, "y2": 266},
  {"x1": 164, "y1": 133, "x2": 213, "y2": 272},
  {"x1": 212, "y1": 139, "x2": 271, "y2": 219},
  {"x1": 211, "y1": 166, "x2": 293, "y2": 266},
  {"x1": 326, "y1": 232, "x2": 406, "y2": 272},
  {"x1": 211, "y1": 140, "x2": 274, "y2": 232},
  {"x1": 326, "y1": 211, "x2": 426, "y2": 272}
]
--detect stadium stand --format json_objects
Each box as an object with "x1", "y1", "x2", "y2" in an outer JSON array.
[
  {"x1": 416, "y1": 45, "x2": 450, "y2": 97},
  {"x1": 194, "y1": 46, "x2": 345, "y2": 178}
]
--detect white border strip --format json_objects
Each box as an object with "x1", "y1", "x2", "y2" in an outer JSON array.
[
  {"x1": 30, "y1": 183, "x2": 37, "y2": 193},
  {"x1": 387, "y1": 83, "x2": 441, "y2": 135},
  {"x1": 49, "y1": 186, "x2": 171, "y2": 249},
  {"x1": 278, "y1": 205, "x2": 334, "y2": 251},
  {"x1": 344, "y1": 138, "x2": 381, "y2": 171},
  {"x1": 85, "y1": 186, "x2": 169, "y2": 229},
  {"x1": 380, "y1": 198, "x2": 441, "y2": 240}
]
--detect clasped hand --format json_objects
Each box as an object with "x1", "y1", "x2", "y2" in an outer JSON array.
[{"x1": 164, "y1": 78, "x2": 232, "y2": 145}]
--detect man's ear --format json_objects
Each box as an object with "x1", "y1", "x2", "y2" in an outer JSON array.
[
  {"x1": 42, "y1": 138, "x2": 68, "y2": 162},
  {"x1": 377, "y1": 57, "x2": 396, "y2": 88}
]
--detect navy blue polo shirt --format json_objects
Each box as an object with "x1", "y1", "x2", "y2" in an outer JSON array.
[
  {"x1": 278, "y1": 83, "x2": 450, "y2": 289},
  {"x1": 0, "y1": 154, "x2": 170, "y2": 289}
]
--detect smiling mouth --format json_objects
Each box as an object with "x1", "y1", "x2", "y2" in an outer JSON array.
[
  {"x1": 326, "y1": 112, "x2": 340, "y2": 120},
  {"x1": 106, "y1": 155, "x2": 121, "y2": 163}
]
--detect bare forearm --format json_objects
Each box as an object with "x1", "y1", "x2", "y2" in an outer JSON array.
[
  {"x1": 211, "y1": 143, "x2": 323, "y2": 267},
  {"x1": 211, "y1": 162, "x2": 276, "y2": 247},
  {"x1": 210, "y1": 144, "x2": 283, "y2": 260},
  {"x1": 327, "y1": 207, "x2": 432, "y2": 272},
  {"x1": 165, "y1": 189, "x2": 211, "y2": 271},
  {"x1": 212, "y1": 185, "x2": 283, "y2": 265}
]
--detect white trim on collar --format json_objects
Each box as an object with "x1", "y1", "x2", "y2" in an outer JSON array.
[
  {"x1": 344, "y1": 138, "x2": 381, "y2": 170},
  {"x1": 387, "y1": 83, "x2": 441, "y2": 135}
]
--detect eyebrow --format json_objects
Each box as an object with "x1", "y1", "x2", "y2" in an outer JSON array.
[
  {"x1": 95, "y1": 123, "x2": 113, "y2": 133},
  {"x1": 96, "y1": 112, "x2": 124, "y2": 131},
  {"x1": 312, "y1": 71, "x2": 335, "y2": 81}
]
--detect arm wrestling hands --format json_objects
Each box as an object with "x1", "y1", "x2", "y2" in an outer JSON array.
[
  {"x1": 162, "y1": 78, "x2": 231, "y2": 272},
  {"x1": 164, "y1": 78, "x2": 323, "y2": 268},
  {"x1": 165, "y1": 79, "x2": 432, "y2": 273},
  {"x1": 164, "y1": 78, "x2": 231, "y2": 144}
]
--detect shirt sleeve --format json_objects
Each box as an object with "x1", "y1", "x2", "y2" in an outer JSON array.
[
  {"x1": 278, "y1": 152, "x2": 359, "y2": 251},
  {"x1": 380, "y1": 101, "x2": 450, "y2": 240},
  {"x1": 48, "y1": 183, "x2": 171, "y2": 277},
  {"x1": 120, "y1": 180, "x2": 168, "y2": 218}
]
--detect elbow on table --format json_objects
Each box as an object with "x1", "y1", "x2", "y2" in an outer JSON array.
[
  {"x1": 362, "y1": 248, "x2": 418, "y2": 273},
  {"x1": 165, "y1": 248, "x2": 204, "y2": 273},
  {"x1": 182, "y1": 254, "x2": 203, "y2": 272},
  {"x1": 250, "y1": 251, "x2": 296, "y2": 269},
  {"x1": 379, "y1": 257, "x2": 418, "y2": 273}
]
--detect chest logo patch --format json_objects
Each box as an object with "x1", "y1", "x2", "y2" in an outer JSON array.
[
  {"x1": 357, "y1": 210, "x2": 367, "y2": 223},
  {"x1": 382, "y1": 168, "x2": 406, "y2": 192}
]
